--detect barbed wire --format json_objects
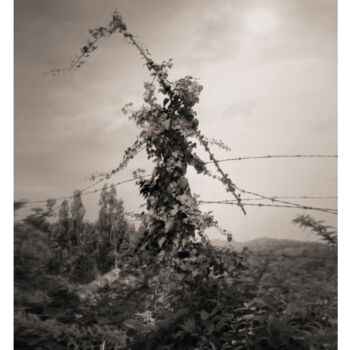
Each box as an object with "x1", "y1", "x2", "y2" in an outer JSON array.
[
  {"x1": 199, "y1": 200, "x2": 337, "y2": 215},
  {"x1": 23, "y1": 174, "x2": 152, "y2": 205},
  {"x1": 21, "y1": 189, "x2": 338, "y2": 216},
  {"x1": 17, "y1": 152, "x2": 338, "y2": 218},
  {"x1": 123, "y1": 200, "x2": 338, "y2": 216},
  {"x1": 238, "y1": 196, "x2": 337, "y2": 201},
  {"x1": 80, "y1": 145, "x2": 147, "y2": 194},
  {"x1": 206, "y1": 154, "x2": 338, "y2": 164},
  {"x1": 21, "y1": 176, "x2": 337, "y2": 207},
  {"x1": 76, "y1": 153, "x2": 337, "y2": 201},
  {"x1": 234, "y1": 185, "x2": 337, "y2": 215},
  {"x1": 17, "y1": 152, "x2": 337, "y2": 204},
  {"x1": 74, "y1": 153, "x2": 338, "y2": 204}
]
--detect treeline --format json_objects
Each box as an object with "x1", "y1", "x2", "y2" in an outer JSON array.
[{"x1": 15, "y1": 184, "x2": 141, "y2": 285}]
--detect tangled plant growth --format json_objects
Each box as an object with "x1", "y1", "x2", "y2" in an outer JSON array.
[{"x1": 56, "y1": 10, "x2": 247, "y2": 264}]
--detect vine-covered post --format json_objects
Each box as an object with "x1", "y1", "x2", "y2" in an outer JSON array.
[{"x1": 53, "y1": 10, "x2": 246, "y2": 269}]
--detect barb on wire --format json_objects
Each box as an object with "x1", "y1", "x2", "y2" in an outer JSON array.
[{"x1": 207, "y1": 154, "x2": 338, "y2": 164}]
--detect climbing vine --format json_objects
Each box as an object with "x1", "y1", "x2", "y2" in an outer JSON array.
[{"x1": 53, "y1": 10, "x2": 246, "y2": 267}]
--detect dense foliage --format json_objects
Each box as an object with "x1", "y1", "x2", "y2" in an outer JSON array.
[{"x1": 14, "y1": 204, "x2": 337, "y2": 349}]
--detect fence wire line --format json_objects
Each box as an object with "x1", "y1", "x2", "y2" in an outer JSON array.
[
  {"x1": 206, "y1": 154, "x2": 338, "y2": 164},
  {"x1": 80, "y1": 145, "x2": 147, "y2": 194},
  {"x1": 23, "y1": 174, "x2": 152, "y2": 204},
  {"x1": 79, "y1": 153, "x2": 337, "y2": 199},
  {"x1": 18, "y1": 163, "x2": 338, "y2": 217},
  {"x1": 125, "y1": 198, "x2": 337, "y2": 221},
  {"x1": 21, "y1": 172, "x2": 337, "y2": 207},
  {"x1": 81, "y1": 153, "x2": 337, "y2": 194},
  {"x1": 233, "y1": 185, "x2": 337, "y2": 215},
  {"x1": 237, "y1": 196, "x2": 337, "y2": 201},
  {"x1": 18, "y1": 153, "x2": 338, "y2": 203},
  {"x1": 199, "y1": 200, "x2": 337, "y2": 215}
]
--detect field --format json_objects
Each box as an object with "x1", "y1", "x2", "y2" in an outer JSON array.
[{"x1": 14, "y1": 219, "x2": 337, "y2": 349}]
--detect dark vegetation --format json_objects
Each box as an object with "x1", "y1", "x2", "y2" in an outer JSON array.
[
  {"x1": 14, "y1": 198, "x2": 337, "y2": 349},
  {"x1": 14, "y1": 10, "x2": 337, "y2": 349}
]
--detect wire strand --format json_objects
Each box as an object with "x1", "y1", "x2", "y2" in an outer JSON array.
[
  {"x1": 233, "y1": 184, "x2": 337, "y2": 215},
  {"x1": 19, "y1": 152, "x2": 338, "y2": 206},
  {"x1": 21, "y1": 176, "x2": 338, "y2": 217},
  {"x1": 240, "y1": 196, "x2": 337, "y2": 201},
  {"x1": 207, "y1": 154, "x2": 338, "y2": 164},
  {"x1": 199, "y1": 200, "x2": 337, "y2": 215},
  {"x1": 24, "y1": 174, "x2": 152, "y2": 205}
]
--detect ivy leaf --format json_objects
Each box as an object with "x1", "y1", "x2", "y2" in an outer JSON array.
[
  {"x1": 158, "y1": 236, "x2": 166, "y2": 248},
  {"x1": 179, "y1": 318, "x2": 196, "y2": 334},
  {"x1": 161, "y1": 119, "x2": 171, "y2": 130},
  {"x1": 170, "y1": 204, "x2": 179, "y2": 216},
  {"x1": 123, "y1": 318, "x2": 139, "y2": 330},
  {"x1": 200, "y1": 310, "x2": 209, "y2": 321},
  {"x1": 163, "y1": 98, "x2": 170, "y2": 107},
  {"x1": 164, "y1": 220, "x2": 172, "y2": 233}
]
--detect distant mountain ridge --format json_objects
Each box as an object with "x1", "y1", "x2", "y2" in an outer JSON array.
[{"x1": 211, "y1": 237, "x2": 327, "y2": 255}]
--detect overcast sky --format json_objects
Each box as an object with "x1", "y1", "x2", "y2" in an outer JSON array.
[{"x1": 14, "y1": 0, "x2": 337, "y2": 242}]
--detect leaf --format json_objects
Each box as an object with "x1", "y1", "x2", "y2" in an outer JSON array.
[
  {"x1": 164, "y1": 220, "x2": 172, "y2": 233},
  {"x1": 179, "y1": 318, "x2": 196, "y2": 333},
  {"x1": 162, "y1": 119, "x2": 171, "y2": 129},
  {"x1": 200, "y1": 310, "x2": 209, "y2": 321},
  {"x1": 123, "y1": 318, "x2": 139, "y2": 330}
]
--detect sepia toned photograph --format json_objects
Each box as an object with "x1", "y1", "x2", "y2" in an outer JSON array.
[{"x1": 14, "y1": 0, "x2": 338, "y2": 349}]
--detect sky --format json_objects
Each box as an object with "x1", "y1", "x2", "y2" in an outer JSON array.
[{"x1": 14, "y1": 0, "x2": 337, "y2": 242}]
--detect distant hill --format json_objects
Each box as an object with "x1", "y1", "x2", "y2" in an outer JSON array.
[{"x1": 211, "y1": 237, "x2": 328, "y2": 256}]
